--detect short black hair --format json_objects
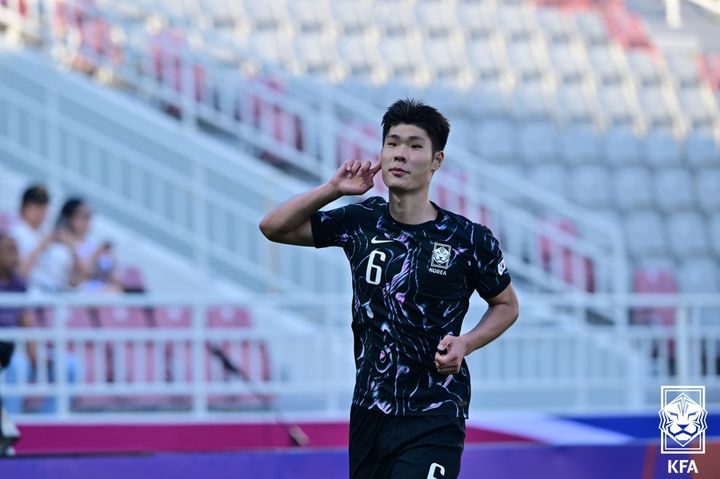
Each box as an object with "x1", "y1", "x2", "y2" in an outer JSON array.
[
  {"x1": 21, "y1": 184, "x2": 49, "y2": 209},
  {"x1": 57, "y1": 197, "x2": 86, "y2": 228},
  {"x1": 381, "y1": 99, "x2": 450, "y2": 153}
]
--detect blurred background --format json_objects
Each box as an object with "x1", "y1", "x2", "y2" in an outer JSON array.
[{"x1": 0, "y1": 0, "x2": 718, "y2": 477}]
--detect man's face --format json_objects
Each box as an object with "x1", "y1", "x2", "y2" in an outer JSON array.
[
  {"x1": 0, "y1": 237, "x2": 19, "y2": 272},
  {"x1": 380, "y1": 123, "x2": 443, "y2": 194},
  {"x1": 23, "y1": 203, "x2": 48, "y2": 229}
]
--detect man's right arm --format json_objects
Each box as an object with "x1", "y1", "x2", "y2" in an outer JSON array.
[{"x1": 259, "y1": 159, "x2": 381, "y2": 246}]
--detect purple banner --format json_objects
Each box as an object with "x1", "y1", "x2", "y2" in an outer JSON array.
[{"x1": 2, "y1": 443, "x2": 713, "y2": 479}]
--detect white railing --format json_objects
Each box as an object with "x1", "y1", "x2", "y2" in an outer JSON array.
[
  {"x1": 665, "y1": 0, "x2": 720, "y2": 28},
  {"x1": 0, "y1": 0, "x2": 628, "y2": 294},
  {"x1": 1, "y1": 293, "x2": 719, "y2": 422}
]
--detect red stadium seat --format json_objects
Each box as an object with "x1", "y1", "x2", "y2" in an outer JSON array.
[
  {"x1": 632, "y1": 267, "x2": 677, "y2": 326},
  {"x1": 698, "y1": 52, "x2": 720, "y2": 92},
  {"x1": 207, "y1": 306, "x2": 252, "y2": 328},
  {"x1": 603, "y1": 4, "x2": 654, "y2": 51},
  {"x1": 539, "y1": 217, "x2": 595, "y2": 292},
  {"x1": 237, "y1": 75, "x2": 304, "y2": 161}
]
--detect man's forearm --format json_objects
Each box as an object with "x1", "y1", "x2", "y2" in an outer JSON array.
[
  {"x1": 259, "y1": 182, "x2": 341, "y2": 239},
  {"x1": 460, "y1": 303, "x2": 519, "y2": 355}
]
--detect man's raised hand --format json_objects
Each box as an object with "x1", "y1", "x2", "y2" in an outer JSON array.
[{"x1": 329, "y1": 159, "x2": 382, "y2": 196}]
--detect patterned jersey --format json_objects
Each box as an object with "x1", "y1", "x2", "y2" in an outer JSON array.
[{"x1": 311, "y1": 196, "x2": 511, "y2": 418}]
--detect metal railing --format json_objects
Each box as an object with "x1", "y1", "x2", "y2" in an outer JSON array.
[
  {"x1": 1, "y1": 293, "x2": 718, "y2": 422},
  {"x1": 665, "y1": 0, "x2": 720, "y2": 28}
]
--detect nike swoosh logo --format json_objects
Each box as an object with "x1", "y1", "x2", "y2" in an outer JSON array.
[{"x1": 371, "y1": 236, "x2": 394, "y2": 244}]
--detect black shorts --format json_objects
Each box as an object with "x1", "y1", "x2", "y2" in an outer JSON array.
[{"x1": 349, "y1": 406, "x2": 465, "y2": 479}]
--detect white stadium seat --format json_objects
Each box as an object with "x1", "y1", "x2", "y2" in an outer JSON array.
[
  {"x1": 678, "y1": 257, "x2": 720, "y2": 293},
  {"x1": 613, "y1": 167, "x2": 654, "y2": 211},
  {"x1": 623, "y1": 211, "x2": 668, "y2": 258},
  {"x1": 666, "y1": 212, "x2": 710, "y2": 258},
  {"x1": 653, "y1": 168, "x2": 696, "y2": 212}
]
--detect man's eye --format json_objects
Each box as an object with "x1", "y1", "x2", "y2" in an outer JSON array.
[{"x1": 412, "y1": 144, "x2": 422, "y2": 149}]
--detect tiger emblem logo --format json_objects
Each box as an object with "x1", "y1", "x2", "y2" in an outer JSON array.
[
  {"x1": 659, "y1": 392, "x2": 707, "y2": 448},
  {"x1": 431, "y1": 243, "x2": 451, "y2": 269}
]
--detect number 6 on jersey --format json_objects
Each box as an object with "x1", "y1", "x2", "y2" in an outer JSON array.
[{"x1": 365, "y1": 250, "x2": 386, "y2": 285}]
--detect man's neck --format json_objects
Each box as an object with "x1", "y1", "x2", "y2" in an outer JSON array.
[
  {"x1": 21, "y1": 217, "x2": 41, "y2": 231},
  {"x1": 0, "y1": 271, "x2": 11, "y2": 282},
  {"x1": 388, "y1": 189, "x2": 437, "y2": 225}
]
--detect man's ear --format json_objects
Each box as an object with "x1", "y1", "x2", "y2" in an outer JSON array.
[{"x1": 432, "y1": 150, "x2": 444, "y2": 171}]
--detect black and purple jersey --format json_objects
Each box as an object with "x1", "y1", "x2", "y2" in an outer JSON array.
[{"x1": 311, "y1": 196, "x2": 511, "y2": 418}]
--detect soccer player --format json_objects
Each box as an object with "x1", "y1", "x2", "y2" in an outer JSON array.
[{"x1": 259, "y1": 99, "x2": 519, "y2": 479}]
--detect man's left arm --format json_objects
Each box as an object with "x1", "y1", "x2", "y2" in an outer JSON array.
[{"x1": 435, "y1": 283, "x2": 519, "y2": 375}]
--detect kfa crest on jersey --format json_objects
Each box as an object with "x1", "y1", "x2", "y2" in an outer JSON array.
[{"x1": 430, "y1": 242, "x2": 451, "y2": 275}]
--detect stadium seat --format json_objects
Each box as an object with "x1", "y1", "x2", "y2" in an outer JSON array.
[
  {"x1": 645, "y1": 129, "x2": 683, "y2": 167},
  {"x1": 466, "y1": 37, "x2": 505, "y2": 81},
  {"x1": 505, "y1": 41, "x2": 547, "y2": 83},
  {"x1": 207, "y1": 306, "x2": 252, "y2": 328},
  {"x1": 461, "y1": 83, "x2": 511, "y2": 119},
  {"x1": 424, "y1": 34, "x2": 471, "y2": 85},
  {"x1": 623, "y1": 211, "x2": 668, "y2": 258},
  {"x1": 286, "y1": 0, "x2": 332, "y2": 32},
  {"x1": 512, "y1": 83, "x2": 554, "y2": 121},
  {"x1": 678, "y1": 89, "x2": 718, "y2": 128},
  {"x1": 696, "y1": 169, "x2": 720, "y2": 213},
  {"x1": 535, "y1": 7, "x2": 575, "y2": 43},
  {"x1": 638, "y1": 87, "x2": 676, "y2": 129},
  {"x1": 604, "y1": 5, "x2": 654, "y2": 51},
  {"x1": 538, "y1": 217, "x2": 594, "y2": 291},
  {"x1": 560, "y1": 125, "x2": 600, "y2": 164},
  {"x1": 518, "y1": 121, "x2": 560, "y2": 164},
  {"x1": 665, "y1": 53, "x2": 702, "y2": 88},
  {"x1": 547, "y1": 43, "x2": 590, "y2": 84},
  {"x1": 331, "y1": 0, "x2": 374, "y2": 34},
  {"x1": 596, "y1": 85, "x2": 635, "y2": 126},
  {"x1": 495, "y1": 4, "x2": 536, "y2": 41},
  {"x1": 698, "y1": 52, "x2": 720, "y2": 92},
  {"x1": 678, "y1": 257, "x2": 720, "y2": 293},
  {"x1": 587, "y1": 44, "x2": 624, "y2": 84},
  {"x1": 612, "y1": 166, "x2": 653, "y2": 211},
  {"x1": 603, "y1": 126, "x2": 642, "y2": 165},
  {"x1": 373, "y1": 0, "x2": 416, "y2": 35},
  {"x1": 554, "y1": 85, "x2": 594, "y2": 125},
  {"x1": 631, "y1": 265, "x2": 677, "y2": 326},
  {"x1": 415, "y1": 0, "x2": 458, "y2": 36},
  {"x1": 153, "y1": 306, "x2": 192, "y2": 329},
  {"x1": 568, "y1": 166, "x2": 611, "y2": 207},
  {"x1": 291, "y1": 30, "x2": 339, "y2": 77},
  {"x1": 336, "y1": 32, "x2": 381, "y2": 80},
  {"x1": 574, "y1": 10, "x2": 609, "y2": 45},
  {"x1": 456, "y1": 1, "x2": 495, "y2": 38},
  {"x1": 666, "y1": 212, "x2": 710, "y2": 258},
  {"x1": 685, "y1": 130, "x2": 720, "y2": 168},
  {"x1": 529, "y1": 164, "x2": 568, "y2": 198},
  {"x1": 626, "y1": 50, "x2": 664, "y2": 87},
  {"x1": 241, "y1": 0, "x2": 290, "y2": 30},
  {"x1": 653, "y1": 167, "x2": 696, "y2": 212},
  {"x1": 475, "y1": 120, "x2": 517, "y2": 163}
]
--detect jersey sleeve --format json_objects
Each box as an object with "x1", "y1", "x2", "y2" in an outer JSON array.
[
  {"x1": 472, "y1": 225, "x2": 511, "y2": 300},
  {"x1": 310, "y1": 199, "x2": 369, "y2": 248}
]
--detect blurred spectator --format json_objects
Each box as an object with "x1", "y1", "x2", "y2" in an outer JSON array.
[
  {"x1": 54, "y1": 197, "x2": 121, "y2": 293},
  {"x1": 0, "y1": 233, "x2": 37, "y2": 413},
  {"x1": 9, "y1": 184, "x2": 54, "y2": 281}
]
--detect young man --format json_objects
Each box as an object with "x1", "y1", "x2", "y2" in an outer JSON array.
[
  {"x1": 9, "y1": 184, "x2": 52, "y2": 280},
  {"x1": 260, "y1": 99, "x2": 519, "y2": 479}
]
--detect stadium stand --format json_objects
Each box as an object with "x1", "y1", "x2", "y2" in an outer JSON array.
[{"x1": 0, "y1": 0, "x2": 719, "y2": 428}]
